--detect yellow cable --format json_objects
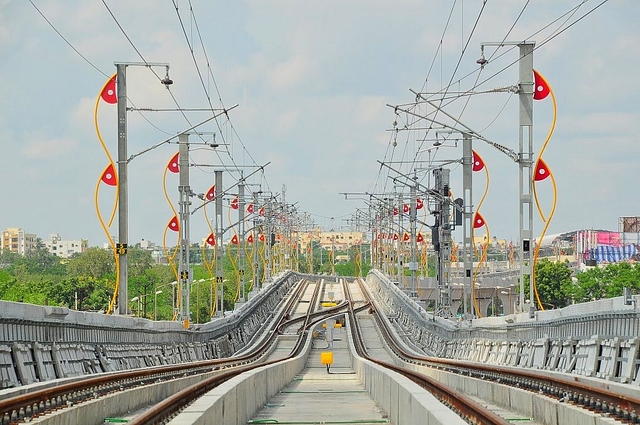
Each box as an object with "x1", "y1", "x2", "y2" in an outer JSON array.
[
  {"x1": 95, "y1": 176, "x2": 119, "y2": 315},
  {"x1": 93, "y1": 75, "x2": 119, "y2": 314},
  {"x1": 533, "y1": 71, "x2": 557, "y2": 222},
  {"x1": 470, "y1": 161, "x2": 490, "y2": 317},
  {"x1": 532, "y1": 171, "x2": 558, "y2": 311},
  {"x1": 227, "y1": 204, "x2": 240, "y2": 302},
  {"x1": 93, "y1": 74, "x2": 118, "y2": 227},
  {"x1": 201, "y1": 197, "x2": 217, "y2": 316},
  {"x1": 161, "y1": 160, "x2": 180, "y2": 320},
  {"x1": 259, "y1": 237, "x2": 267, "y2": 281},
  {"x1": 531, "y1": 70, "x2": 558, "y2": 310},
  {"x1": 471, "y1": 221, "x2": 490, "y2": 318}
]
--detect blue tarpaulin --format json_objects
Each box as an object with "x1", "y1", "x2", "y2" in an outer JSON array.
[{"x1": 590, "y1": 245, "x2": 637, "y2": 263}]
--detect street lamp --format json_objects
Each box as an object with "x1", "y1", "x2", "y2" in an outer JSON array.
[
  {"x1": 154, "y1": 290, "x2": 162, "y2": 320},
  {"x1": 170, "y1": 281, "x2": 177, "y2": 320},
  {"x1": 131, "y1": 291, "x2": 163, "y2": 319},
  {"x1": 217, "y1": 279, "x2": 228, "y2": 317},
  {"x1": 130, "y1": 296, "x2": 141, "y2": 317}
]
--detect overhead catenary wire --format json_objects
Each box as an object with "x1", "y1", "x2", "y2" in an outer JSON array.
[
  {"x1": 413, "y1": 0, "x2": 488, "y2": 171},
  {"x1": 28, "y1": 0, "x2": 171, "y2": 136},
  {"x1": 28, "y1": 0, "x2": 107, "y2": 77},
  {"x1": 101, "y1": 0, "x2": 227, "y2": 160},
  {"x1": 415, "y1": 0, "x2": 600, "y2": 109},
  {"x1": 369, "y1": 0, "x2": 603, "y2": 230},
  {"x1": 171, "y1": 0, "x2": 271, "y2": 199},
  {"x1": 396, "y1": 0, "x2": 607, "y2": 180}
]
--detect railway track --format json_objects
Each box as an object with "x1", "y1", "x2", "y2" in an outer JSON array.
[
  {"x1": 0, "y1": 278, "x2": 350, "y2": 425},
  {"x1": 343, "y1": 278, "x2": 511, "y2": 425},
  {"x1": 129, "y1": 277, "x2": 356, "y2": 424},
  {"x1": 6, "y1": 276, "x2": 635, "y2": 424},
  {"x1": 352, "y1": 277, "x2": 640, "y2": 424}
]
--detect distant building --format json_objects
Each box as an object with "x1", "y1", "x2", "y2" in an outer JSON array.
[
  {"x1": 472, "y1": 235, "x2": 508, "y2": 250},
  {"x1": 44, "y1": 234, "x2": 87, "y2": 258},
  {"x1": 1, "y1": 227, "x2": 37, "y2": 255},
  {"x1": 311, "y1": 231, "x2": 366, "y2": 251},
  {"x1": 137, "y1": 239, "x2": 167, "y2": 265},
  {"x1": 100, "y1": 238, "x2": 167, "y2": 264},
  {"x1": 102, "y1": 235, "x2": 118, "y2": 250},
  {"x1": 287, "y1": 229, "x2": 368, "y2": 253}
]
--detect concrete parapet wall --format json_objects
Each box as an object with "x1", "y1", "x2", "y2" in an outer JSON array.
[
  {"x1": 354, "y1": 356, "x2": 468, "y2": 424},
  {"x1": 168, "y1": 317, "x2": 472, "y2": 425},
  {"x1": 17, "y1": 366, "x2": 228, "y2": 425},
  {"x1": 0, "y1": 339, "x2": 238, "y2": 390},
  {"x1": 366, "y1": 270, "x2": 640, "y2": 386},
  {"x1": 0, "y1": 272, "x2": 299, "y2": 388}
]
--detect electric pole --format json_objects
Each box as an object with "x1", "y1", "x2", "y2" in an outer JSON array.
[{"x1": 178, "y1": 133, "x2": 192, "y2": 328}]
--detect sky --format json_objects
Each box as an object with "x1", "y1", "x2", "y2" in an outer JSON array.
[{"x1": 0, "y1": 0, "x2": 638, "y2": 249}]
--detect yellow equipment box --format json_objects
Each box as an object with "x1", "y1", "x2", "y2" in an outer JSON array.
[{"x1": 320, "y1": 351, "x2": 333, "y2": 365}]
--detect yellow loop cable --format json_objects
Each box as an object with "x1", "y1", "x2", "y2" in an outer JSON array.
[{"x1": 531, "y1": 70, "x2": 558, "y2": 311}]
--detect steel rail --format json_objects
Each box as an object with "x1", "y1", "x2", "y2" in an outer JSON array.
[
  {"x1": 0, "y1": 278, "x2": 314, "y2": 424},
  {"x1": 356, "y1": 278, "x2": 640, "y2": 424},
  {"x1": 345, "y1": 278, "x2": 511, "y2": 425},
  {"x1": 128, "y1": 278, "x2": 345, "y2": 424}
]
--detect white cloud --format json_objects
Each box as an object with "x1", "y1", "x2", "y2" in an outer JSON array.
[
  {"x1": 275, "y1": 109, "x2": 300, "y2": 134},
  {"x1": 356, "y1": 96, "x2": 386, "y2": 124},
  {"x1": 22, "y1": 136, "x2": 77, "y2": 159},
  {"x1": 1, "y1": 1, "x2": 638, "y2": 245},
  {"x1": 268, "y1": 54, "x2": 313, "y2": 89}
]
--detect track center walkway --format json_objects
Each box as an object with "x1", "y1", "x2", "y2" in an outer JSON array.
[{"x1": 249, "y1": 326, "x2": 392, "y2": 424}]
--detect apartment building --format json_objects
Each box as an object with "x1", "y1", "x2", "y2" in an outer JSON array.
[
  {"x1": 1, "y1": 227, "x2": 37, "y2": 255},
  {"x1": 44, "y1": 234, "x2": 87, "y2": 258}
]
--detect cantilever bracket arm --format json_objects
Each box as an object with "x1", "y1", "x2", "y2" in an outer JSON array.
[
  {"x1": 190, "y1": 162, "x2": 270, "y2": 215},
  {"x1": 377, "y1": 160, "x2": 462, "y2": 213}
]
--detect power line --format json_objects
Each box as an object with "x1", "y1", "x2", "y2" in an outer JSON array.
[
  {"x1": 28, "y1": 0, "x2": 107, "y2": 77},
  {"x1": 172, "y1": 0, "x2": 269, "y2": 196},
  {"x1": 29, "y1": 0, "x2": 174, "y2": 136}
]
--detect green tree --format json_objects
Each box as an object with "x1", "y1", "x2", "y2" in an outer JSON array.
[
  {"x1": 45, "y1": 276, "x2": 111, "y2": 310},
  {"x1": 525, "y1": 259, "x2": 572, "y2": 309},
  {"x1": 128, "y1": 248, "x2": 155, "y2": 280},
  {"x1": 570, "y1": 262, "x2": 640, "y2": 303},
  {"x1": 22, "y1": 241, "x2": 65, "y2": 275},
  {"x1": 334, "y1": 262, "x2": 355, "y2": 276},
  {"x1": 66, "y1": 247, "x2": 114, "y2": 279},
  {"x1": 0, "y1": 249, "x2": 20, "y2": 269},
  {"x1": 599, "y1": 262, "x2": 640, "y2": 296}
]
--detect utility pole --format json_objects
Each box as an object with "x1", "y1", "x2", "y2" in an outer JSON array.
[
  {"x1": 116, "y1": 63, "x2": 129, "y2": 315},
  {"x1": 214, "y1": 170, "x2": 224, "y2": 316},
  {"x1": 115, "y1": 61, "x2": 172, "y2": 315},
  {"x1": 433, "y1": 168, "x2": 452, "y2": 316},
  {"x1": 517, "y1": 43, "x2": 536, "y2": 317},
  {"x1": 409, "y1": 174, "x2": 418, "y2": 298},
  {"x1": 462, "y1": 132, "x2": 473, "y2": 319},
  {"x1": 330, "y1": 216, "x2": 335, "y2": 276},
  {"x1": 396, "y1": 194, "x2": 403, "y2": 285},
  {"x1": 238, "y1": 175, "x2": 246, "y2": 302},
  {"x1": 264, "y1": 198, "x2": 272, "y2": 281},
  {"x1": 479, "y1": 41, "x2": 535, "y2": 316},
  {"x1": 178, "y1": 133, "x2": 192, "y2": 328},
  {"x1": 252, "y1": 190, "x2": 260, "y2": 292}
]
